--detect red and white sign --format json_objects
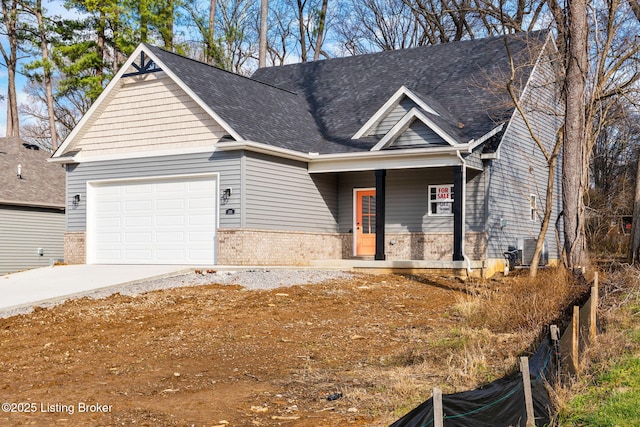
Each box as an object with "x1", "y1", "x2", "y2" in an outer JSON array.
[{"x1": 437, "y1": 186, "x2": 450, "y2": 200}]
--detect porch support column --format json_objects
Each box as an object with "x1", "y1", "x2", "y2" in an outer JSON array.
[
  {"x1": 375, "y1": 169, "x2": 386, "y2": 261},
  {"x1": 453, "y1": 165, "x2": 464, "y2": 261}
]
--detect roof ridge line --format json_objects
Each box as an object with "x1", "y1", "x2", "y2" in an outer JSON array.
[
  {"x1": 254, "y1": 29, "x2": 550, "y2": 72},
  {"x1": 144, "y1": 44, "x2": 301, "y2": 96}
]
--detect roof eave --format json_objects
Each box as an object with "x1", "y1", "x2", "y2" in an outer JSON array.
[{"x1": 0, "y1": 199, "x2": 65, "y2": 210}]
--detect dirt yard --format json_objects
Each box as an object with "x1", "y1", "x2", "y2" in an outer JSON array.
[{"x1": 0, "y1": 271, "x2": 542, "y2": 427}]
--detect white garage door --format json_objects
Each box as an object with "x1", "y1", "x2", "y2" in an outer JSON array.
[{"x1": 88, "y1": 175, "x2": 217, "y2": 264}]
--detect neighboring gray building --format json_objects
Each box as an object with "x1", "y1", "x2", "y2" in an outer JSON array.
[
  {"x1": 0, "y1": 137, "x2": 65, "y2": 274},
  {"x1": 51, "y1": 31, "x2": 563, "y2": 277}
]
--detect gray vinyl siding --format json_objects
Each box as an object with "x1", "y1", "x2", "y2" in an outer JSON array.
[
  {"x1": 393, "y1": 121, "x2": 448, "y2": 147},
  {"x1": 66, "y1": 151, "x2": 242, "y2": 231},
  {"x1": 374, "y1": 98, "x2": 414, "y2": 135},
  {"x1": 464, "y1": 150, "x2": 484, "y2": 171},
  {"x1": 486, "y1": 53, "x2": 564, "y2": 260},
  {"x1": 0, "y1": 205, "x2": 65, "y2": 275},
  {"x1": 337, "y1": 168, "x2": 485, "y2": 234},
  {"x1": 244, "y1": 152, "x2": 338, "y2": 232}
]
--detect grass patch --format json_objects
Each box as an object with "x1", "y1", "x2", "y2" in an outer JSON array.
[
  {"x1": 558, "y1": 356, "x2": 640, "y2": 426},
  {"x1": 554, "y1": 264, "x2": 640, "y2": 427}
]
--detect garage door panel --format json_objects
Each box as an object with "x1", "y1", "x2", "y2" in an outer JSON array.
[
  {"x1": 125, "y1": 200, "x2": 153, "y2": 212},
  {"x1": 189, "y1": 231, "x2": 215, "y2": 242},
  {"x1": 156, "y1": 231, "x2": 185, "y2": 242},
  {"x1": 124, "y1": 232, "x2": 153, "y2": 243},
  {"x1": 156, "y1": 215, "x2": 185, "y2": 226},
  {"x1": 90, "y1": 175, "x2": 216, "y2": 264},
  {"x1": 124, "y1": 249, "x2": 154, "y2": 261},
  {"x1": 156, "y1": 199, "x2": 184, "y2": 210},
  {"x1": 124, "y1": 184, "x2": 153, "y2": 194},
  {"x1": 189, "y1": 215, "x2": 214, "y2": 226},
  {"x1": 189, "y1": 198, "x2": 216, "y2": 209},
  {"x1": 95, "y1": 231, "x2": 122, "y2": 243},
  {"x1": 125, "y1": 216, "x2": 153, "y2": 227},
  {"x1": 97, "y1": 201, "x2": 122, "y2": 212}
]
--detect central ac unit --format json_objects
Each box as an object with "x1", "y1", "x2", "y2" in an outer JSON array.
[{"x1": 517, "y1": 238, "x2": 548, "y2": 266}]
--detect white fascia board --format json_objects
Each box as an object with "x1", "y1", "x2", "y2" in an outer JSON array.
[
  {"x1": 352, "y1": 86, "x2": 439, "y2": 139},
  {"x1": 52, "y1": 44, "x2": 243, "y2": 159},
  {"x1": 48, "y1": 145, "x2": 217, "y2": 164},
  {"x1": 371, "y1": 107, "x2": 460, "y2": 151},
  {"x1": 468, "y1": 123, "x2": 505, "y2": 151},
  {"x1": 214, "y1": 140, "x2": 468, "y2": 173},
  {"x1": 215, "y1": 140, "x2": 312, "y2": 163},
  {"x1": 309, "y1": 152, "x2": 462, "y2": 173}
]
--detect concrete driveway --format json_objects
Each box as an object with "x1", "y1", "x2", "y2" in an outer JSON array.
[{"x1": 0, "y1": 264, "x2": 192, "y2": 316}]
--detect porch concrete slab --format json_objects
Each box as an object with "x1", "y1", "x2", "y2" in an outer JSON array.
[{"x1": 0, "y1": 264, "x2": 192, "y2": 315}]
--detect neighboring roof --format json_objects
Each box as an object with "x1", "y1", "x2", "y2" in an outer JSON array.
[
  {"x1": 143, "y1": 44, "x2": 325, "y2": 152},
  {"x1": 0, "y1": 137, "x2": 65, "y2": 208},
  {"x1": 253, "y1": 31, "x2": 548, "y2": 153}
]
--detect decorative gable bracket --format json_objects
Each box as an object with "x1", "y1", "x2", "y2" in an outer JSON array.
[{"x1": 123, "y1": 51, "x2": 163, "y2": 77}]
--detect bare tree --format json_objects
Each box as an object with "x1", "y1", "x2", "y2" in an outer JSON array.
[
  {"x1": 217, "y1": 0, "x2": 258, "y2": 73},
  {"x1": 259, "y1": 0, "x2": 268, "y2": 67},
  {"x1": 630, "y1": 157, "x2": 640, "y2": 264},
  {"x1": 334, "y1": 0, "x2": 425, "y2": 54},
  {"x1": 312, "y1": 0, "x2": 328, "y2": 60},
  {"x1": 25, "y1": 0, "x2": 58, "y2": 149},
  {"x1": 561, "y1": 0, "x2": 589, "y2": 269},
  {"x1": 627, "y1": 0, "x2": 640, "y2": 263},
  {"x1": 0, "y1": 0, "x2": 24, "y2": 137},
  {"x1": 504, "y1": 34, "x2": 563, "y2": 277}
]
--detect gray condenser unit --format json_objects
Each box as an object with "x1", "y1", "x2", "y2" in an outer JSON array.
[{"x1": 517, "y1": 238, "x2": 548, "y2": 267}]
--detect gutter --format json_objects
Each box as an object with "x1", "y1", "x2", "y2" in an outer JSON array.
[{"x1": 456, "y1": 150, "x2": 473, "y2": 274}]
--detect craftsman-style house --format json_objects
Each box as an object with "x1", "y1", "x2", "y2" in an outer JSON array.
[{"x1": 51, "y1": 31, "x2": 563, "y2": 277}]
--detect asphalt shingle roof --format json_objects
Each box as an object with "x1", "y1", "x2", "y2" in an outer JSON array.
[
  {"x1": 0, "y1": 137, "x2": 65, "y2": 208},
  {"x1": 252, "y1": 31, "x2": 546, "y2": 153},
  {"x1": 145, "y1": 45, "x2": 325, "y2": 151},
  {"x1": 146, "y1": 31, "x2": 547, "y2": 155}
]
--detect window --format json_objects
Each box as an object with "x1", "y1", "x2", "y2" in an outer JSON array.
[
  {"x1": 429, "y1": 184, "x2": 454, "y2": 216},
  {"x1": 530, "y1": 195, "x2": 537, "y2": 221}
]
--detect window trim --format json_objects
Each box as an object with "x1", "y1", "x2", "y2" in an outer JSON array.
[{"x1": 428, "y1": 184, "x2": 454, "y2": 216}]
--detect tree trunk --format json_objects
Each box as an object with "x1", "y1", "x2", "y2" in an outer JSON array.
[
  {"x1": 562, "y1": 0, "x2": 589, "y2": 270},
  {"x1": 1, "y1": 0, "x2": 20, "y2": 137},
  {"x1": 208, "y1": 0, "x2": 217, "y2": 63},
  {"x1": 297, "y1": 0, "x2": 307, "y2": 62},
  {"x1": 259, "y1": 0, "x2": 268, "y2": 67},
  {"x1": 628, "y1": 157, "x2": 640, "y2": 264},
  {"x1": 313, "y1": 0, "x2": 328, "y2": 61},
  {"x1": 35, "y1": 0, "x2": 58, "y2": 150}
]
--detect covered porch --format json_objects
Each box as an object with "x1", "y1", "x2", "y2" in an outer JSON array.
[{"x1": 308, "y1": 149, "x2": 488, "y2": 272}]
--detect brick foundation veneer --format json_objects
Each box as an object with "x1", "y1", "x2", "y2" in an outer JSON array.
[
  {"x1": 384, "y1": 232, "x2": 486, "y2": 260},
  {"x1": 217, "y1": 229, "x2": 349, "y2": 265},
  {"x1": 218, "y1": 229, "x2": 487, "y2": 264},
  {"x1": 64, "y1": 231, "x2": 86, "y2": 264}
]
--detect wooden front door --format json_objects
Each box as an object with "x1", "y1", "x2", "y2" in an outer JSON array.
[{"x1": 355, "y1": 189, "x2": 376, "y2": 256}]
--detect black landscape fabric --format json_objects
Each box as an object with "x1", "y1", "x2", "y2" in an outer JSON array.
[{"x1": 390, "y1": 336, "x2": 555, "y2": 427}]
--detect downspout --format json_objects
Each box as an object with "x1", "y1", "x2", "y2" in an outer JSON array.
[{"x1": 456, "y1": 150, "x2": 472, "y2": 274}]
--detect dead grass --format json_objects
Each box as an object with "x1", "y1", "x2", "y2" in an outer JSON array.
[
  {"x1": 453, "y1": 268, "x2": 585, "y2": 332},
  {"x1": 549, "y1": 264, "x2": 640, "y2": 425}
]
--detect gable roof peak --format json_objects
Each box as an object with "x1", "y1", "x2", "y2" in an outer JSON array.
[{"x1": 142, "y1": 44, "x2": 301, "y2": 96}]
